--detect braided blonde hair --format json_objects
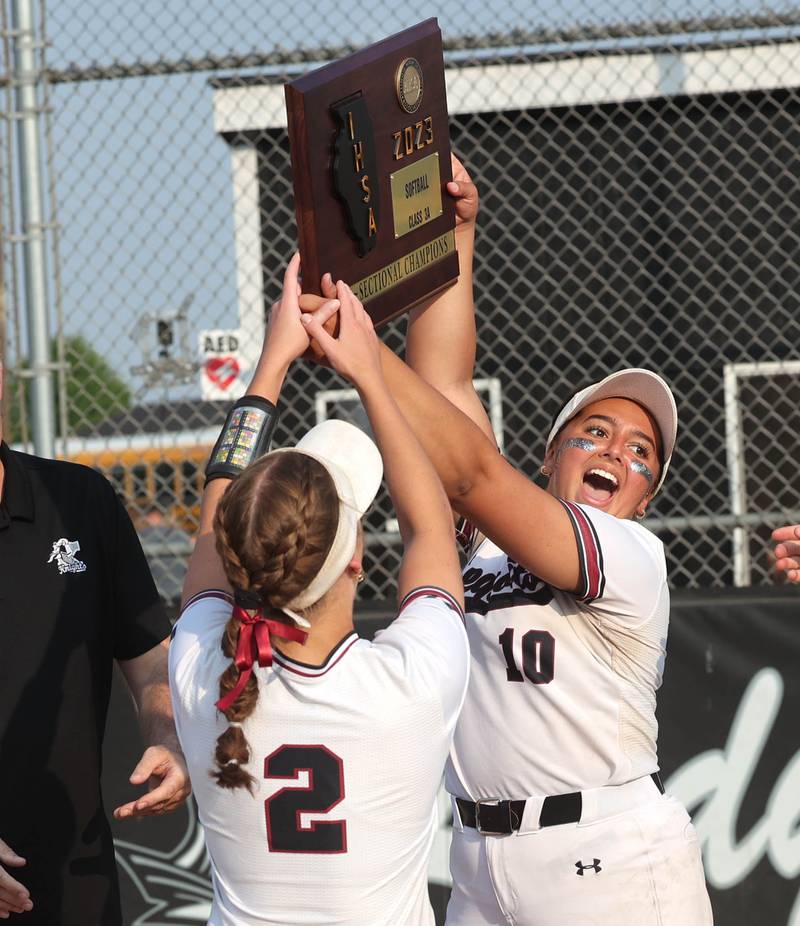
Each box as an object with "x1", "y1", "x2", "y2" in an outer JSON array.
[{"x1": 211, "y1": 452, "x2": 339, "y2": 791}]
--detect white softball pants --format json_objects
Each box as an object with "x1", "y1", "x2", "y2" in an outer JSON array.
[{"x1": 446, "y1": 779, "x2": 713, "y2": 925}]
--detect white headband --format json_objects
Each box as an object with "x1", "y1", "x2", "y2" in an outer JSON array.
[{"x1": 270, "y1": 420, "x2": 383, "y2": 610}]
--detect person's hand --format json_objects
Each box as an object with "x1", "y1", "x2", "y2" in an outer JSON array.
[
  {"x1": 319, "y1": 273, "x2": 338, "y2": 301},
  {"x1": 298, "y1": 272, "x2": 338, "y2": 311},
  {"x1": 0, "y1": 837, "x2": 32, "y2": 916},
  {"x1": 448, "y1": 154, "x2": 479, "y2": 231},
  {"x1": 301, "y1": 281, "x2": 381, "y2": 390},
  {"x1": 772, "y1": 524, "x2": 800, "y2": 582},
  {"x1": 260, "y1": 253, "x2": 339, "y2": 371},
  {"x1": 298, "y1": 278, "x2": 340, "y2": 364},
  {"x1": 113, "y1": 746, "x2": 191, "y2": 819}
]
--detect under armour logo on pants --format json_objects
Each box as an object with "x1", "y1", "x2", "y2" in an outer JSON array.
[{"x1": 575, "y1": 858, "x2": 602, "y2": 875}]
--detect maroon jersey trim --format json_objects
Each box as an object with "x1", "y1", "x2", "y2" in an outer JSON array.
[
  {"x1": 560, "y1": 501, "x2": 605, "y2": 602},
  {"x1": 399, "y1": 585, "x2": 466, "y2": 623},
  {"x1": 179, "y1": 588, "x2": 233, "y2": 616},
  {"x1": 272, "y1": 633, "x2": 359, "y2": 677}
]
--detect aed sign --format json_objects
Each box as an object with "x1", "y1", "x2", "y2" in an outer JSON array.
[
  {"x1": 199, "y1": 328, "x2": 247, "y2": 400},
  {"x1": 202, "y1": 333, "x2": 240, "y2": 353}
]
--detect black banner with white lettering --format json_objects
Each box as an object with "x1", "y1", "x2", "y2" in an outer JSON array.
[
  {"x1": 657, "y1": 586, "x2": 800, "y2": 925},
  {"x1": 104, "y1": 588, "x2": 800, "y2": 924}
]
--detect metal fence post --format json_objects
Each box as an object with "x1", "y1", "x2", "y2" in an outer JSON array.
[{"x1": 10, "y1": 0, "x2": 54, "y2": 457}]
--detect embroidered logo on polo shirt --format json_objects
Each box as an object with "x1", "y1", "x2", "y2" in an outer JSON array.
[{"x1": 47, "y1": 537, "x2": 87, "y2": 574}]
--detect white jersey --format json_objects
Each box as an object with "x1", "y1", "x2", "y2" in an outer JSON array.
[
  {"x1": 447, "y1": 501, "x2": 669, "y2": 801},
  {"x1": 169, "y1": 586, "x2": 469, "y2": 926}
]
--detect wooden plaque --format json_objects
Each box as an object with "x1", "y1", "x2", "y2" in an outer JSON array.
[{"x1": 285, "y1": 19, "x2": 458, "y2": 327}]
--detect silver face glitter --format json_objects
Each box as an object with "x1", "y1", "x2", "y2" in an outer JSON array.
[
  {"x1": 630, "y1": 459, "x2": 653, "y2": 484},
  {"x1": 560, "y1": 437, "x2": 596, "y2": 454},
  {"x1": 557, "y1": 435, "x2": 654, "y2": 485}
]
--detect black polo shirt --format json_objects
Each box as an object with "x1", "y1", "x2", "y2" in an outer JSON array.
[{"x1": 0, "y1": 442, "x2": 170, "y2": 925}]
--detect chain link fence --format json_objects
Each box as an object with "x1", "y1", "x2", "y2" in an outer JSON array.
[{"x1": 2, "y1": 0, "x2": 800, "y2": 604}]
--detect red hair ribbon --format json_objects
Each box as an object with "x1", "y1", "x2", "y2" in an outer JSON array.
[{"x1": 215, "y1": 605, "x2": 308, "y2": 713}]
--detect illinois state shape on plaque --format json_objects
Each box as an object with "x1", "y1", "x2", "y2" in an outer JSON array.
[{"x1": 330, "y1": 97, "x2": 380, "y2": 259}]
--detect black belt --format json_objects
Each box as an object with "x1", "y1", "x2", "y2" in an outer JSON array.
[{"x1": 456, "y1": 772, "x2": 664, "y2": 835}]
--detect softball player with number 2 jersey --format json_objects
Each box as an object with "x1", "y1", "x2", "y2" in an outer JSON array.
[{"x1": 169, "y1": 257, "x2": 468, "y2": 926}]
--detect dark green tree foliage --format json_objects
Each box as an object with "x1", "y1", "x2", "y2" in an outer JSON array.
[{"x1": 5, "y1": 335, "x2": 131, "y2": 443}]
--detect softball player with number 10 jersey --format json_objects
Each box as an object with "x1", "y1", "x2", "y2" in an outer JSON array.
[{"x1": 312, "y1": 156, "x2": 713, "y2": 924}]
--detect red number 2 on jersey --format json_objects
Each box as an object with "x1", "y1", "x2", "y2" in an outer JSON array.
[
  {"x1": 264, "y1": 745, "x2": 347, "y2": 853},
  {"x1": 499, "y1": 627, "x2": 556, "y2": 684}
]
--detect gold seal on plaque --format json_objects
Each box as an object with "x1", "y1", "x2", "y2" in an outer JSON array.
[{"x1": 395, "y1": 57, "x2": 424, "y2": 114}]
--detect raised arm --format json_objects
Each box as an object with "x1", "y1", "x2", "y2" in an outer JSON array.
[
  {"x1": 302, "y1": 284, "x2": 463, "y2": 608},
  {"x1": 376, "y1": 342, "x2": 582, "y2": 594},
  {"x1": 301, "y1": 289, "x2": 582, "y2": 591},
  {"x1": 405, "y1": 155, "x2": 495, "y2": 443},
  {"x1": 181, "y1": 254, "x2": 339, "y2": 606},
  {"x1": 300, "y1": 157, "x2": 581, "y2": 593}
]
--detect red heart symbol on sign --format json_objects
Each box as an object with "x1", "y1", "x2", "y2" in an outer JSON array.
[{"x1": 205, "y1": 356, "x2": 240, "y2": 390}]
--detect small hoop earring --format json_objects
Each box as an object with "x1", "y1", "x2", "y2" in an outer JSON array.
[
  {"x1": 356, "y1": 572, "x2": 365, "y2": 583},
  {"x1": 540, "y1": 465, "x2": 551, "y2": 477},
  {"x1": 634, "y1": 511, "x2": 645, "y2": 520}
]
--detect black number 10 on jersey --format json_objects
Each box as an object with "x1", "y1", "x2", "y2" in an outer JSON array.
[
  {"x1": 264, "y1": 745, "x2": 347, "y2": 853},
  {"x1": 499, "y1": 628, "x2": 555, "y2": 684}
]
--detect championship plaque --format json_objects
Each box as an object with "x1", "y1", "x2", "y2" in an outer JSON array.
[{"x1": 285, "y1": 19, "x2": 458, "y2": 327}]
